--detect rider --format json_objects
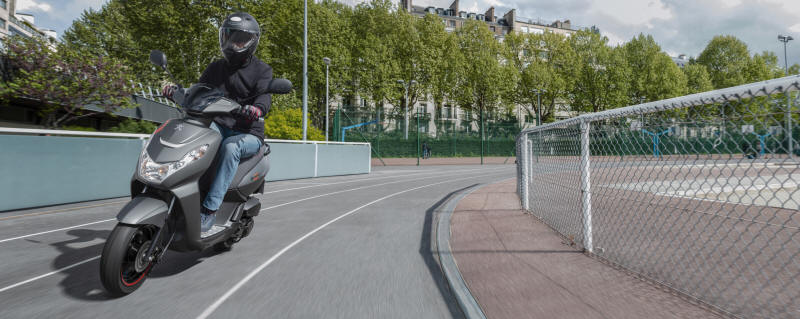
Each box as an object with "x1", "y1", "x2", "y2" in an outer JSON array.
[{"x1": 163, "y1": 12, "x2": 272, "y2": 233}]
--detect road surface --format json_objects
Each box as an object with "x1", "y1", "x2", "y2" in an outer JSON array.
[{"x1": 0, "y1": 164, "x2": 514, "y2": 318}]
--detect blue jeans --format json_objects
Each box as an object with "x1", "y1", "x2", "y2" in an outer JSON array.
[{"x1": 203, "y1": 122, "x2": 262, "y2": 211}]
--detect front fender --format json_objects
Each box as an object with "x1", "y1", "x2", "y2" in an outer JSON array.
[{"x1": 117, "y1": 195, "x2": 168, "y2": 226}]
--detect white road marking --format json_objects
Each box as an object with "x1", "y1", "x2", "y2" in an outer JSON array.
[
  {"x1": 197, "y1": 171, "x2": 511, "y2": 319},
  {"x1": 0, "y1": 200, "x2": 127, "y2": 222},
  {"x1": 0, "y1": 219, "x2": 115, "y2": 244},
  {"x1": 0, "y1": 168, "x2": 501, "y2": 245},
  {"x1": 0, "y1": 168, "x2": 511, "y2": 295},
  {"x1": 259, "y1": 167, "x2": 508, "y2": 212},
  {"x1": 261, "y1": 167, "x2": 495, "y2": 194},
  {"x1": 0, "y1": 256, "x2": 100, "y2": 294}
]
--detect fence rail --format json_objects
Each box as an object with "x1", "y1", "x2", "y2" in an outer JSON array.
[{"x1": 516, "y1": 75, "x2": 800, "y2": 318}]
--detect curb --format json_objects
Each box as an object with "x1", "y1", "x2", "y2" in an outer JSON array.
[{"x1": 436, "y1": 184, "x2": 488, "y2": 319}]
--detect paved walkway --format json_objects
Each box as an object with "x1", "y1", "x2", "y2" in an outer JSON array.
[{"x1": 449, "y1": 179, "x2": 721, "y2": 319}]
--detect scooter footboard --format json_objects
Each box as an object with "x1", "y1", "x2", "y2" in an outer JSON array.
[{"x1": 117, "y1": 195, "x2": 168, "y2": 226}]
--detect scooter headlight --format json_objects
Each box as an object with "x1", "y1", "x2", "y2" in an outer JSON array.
[{"x1": 139, "y1": 144, "x2": 209, "y2": 182}]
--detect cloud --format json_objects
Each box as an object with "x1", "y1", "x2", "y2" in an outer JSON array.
[{"x1": 17, "y1": 0, "x2": 52, "y2": 12}]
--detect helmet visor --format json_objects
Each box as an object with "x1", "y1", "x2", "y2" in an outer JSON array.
[{"x1": 219, "y1": 28, "x2": 258, "y2": 53}]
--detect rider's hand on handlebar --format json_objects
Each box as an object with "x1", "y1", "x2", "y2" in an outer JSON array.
[
  {"x1": 237, "y1": 105, "x2": 263, "y2": 121},
  {"x1": 162, "y1": 83, "x2": 179, "y2": 101}
]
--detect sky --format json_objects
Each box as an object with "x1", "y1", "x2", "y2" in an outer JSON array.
[{"x1": 15, "y1": 0, "x2": 800, "y2": 68}]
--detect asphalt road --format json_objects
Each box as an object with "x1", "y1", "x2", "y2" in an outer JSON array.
[{"x1": 0, "y1": 164, "x2": 515, "y2": 319}]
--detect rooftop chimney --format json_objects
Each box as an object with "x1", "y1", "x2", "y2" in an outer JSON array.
[
  {"x1": 401, "y1": 0, "x2": 412, "y2": 12},
  {"x1": 503, "y1": 9, "x2": 516, "y2": 29},
  {"x1": 449, "y1": 0, "x2": 459, "y2": 14},
  {"x1": 485, "y1": 7, "x2": 496, "y2": 22}
]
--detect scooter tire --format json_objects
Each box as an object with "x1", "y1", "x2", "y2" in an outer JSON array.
[{"x1": 100, "y1": 224, "x2": 155, "y2": 297}]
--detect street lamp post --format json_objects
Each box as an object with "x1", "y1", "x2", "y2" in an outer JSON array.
[
  {"x1": 323, "y1": 57, "x2": 331, "y2": 142},
  {"x1": 779, "y1": 34, "x2": 794, "y2": 158},
  {"x1": 532, "y1": 89, "x2": 545, "y2": 126},
  {"x1": 397, "y1": 80, "x2": 417, "y2": 140},
  {"x1": 302, "y1": 0, "x2": 309, "y2": 141}
]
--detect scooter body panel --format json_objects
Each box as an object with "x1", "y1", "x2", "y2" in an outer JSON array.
[{"x1": 116, "y1": 194, "x2": 168, "y2": 226}]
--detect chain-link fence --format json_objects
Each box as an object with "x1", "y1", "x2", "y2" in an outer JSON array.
[
  {"x1": 332, "y1": 106, "x2": 520, "y2": 159},
  {"x1": 516, "y1": 75, "x2": 800, "y2": 318}
]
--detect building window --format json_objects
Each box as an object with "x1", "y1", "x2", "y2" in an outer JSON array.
[
  {"x1": 448, "y1": 20, "x2": 456, "y2": 28},
  {"x1": 0, "y1": 0, "x2": 6, "y2": 9},
  {"x1": 9, "y1": 26, "x2": 29, "y2": 38},
  {"x1": 530, "y1": 27, "x2": 544, "y2": 34},
  {"x1": 490, "y1": 26, "x2": 496, "y2": 32},
  {"x1": 0, "y1": 18, "x2": 5, "y2": 30}
]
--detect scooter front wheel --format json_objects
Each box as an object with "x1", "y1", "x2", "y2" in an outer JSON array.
[{"x1": 100, "y1": 224, "x2": 156, "y2": 297}]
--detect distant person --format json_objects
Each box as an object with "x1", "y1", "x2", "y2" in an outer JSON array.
[
  {"x1": 742, "y1": 140, "x2": 756, "y2": 159},
  {"x1": 422, "y1": 142, "x2": 429, "y2": 159}
]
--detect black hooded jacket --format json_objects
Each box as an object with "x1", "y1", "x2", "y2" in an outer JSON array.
[{"x1": 198, "y1": 56, "x2": 272, "y2": 140}]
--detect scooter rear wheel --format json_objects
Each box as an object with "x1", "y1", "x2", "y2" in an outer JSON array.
[{"x1": 100, "y1": 224, "x2": 156, "y2": 297}]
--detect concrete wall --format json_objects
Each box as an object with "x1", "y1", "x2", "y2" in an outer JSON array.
[{"x1": 0, "y1": 133, "x2": 370, "y2": 212}]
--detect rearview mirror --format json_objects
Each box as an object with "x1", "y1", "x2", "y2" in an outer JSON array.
[
  {"x1": 149, "y1": 50, "x2": 167, "y2": 69},
  {"x1": 267, "y1": 78, "x2": 293, "y2": 94}
]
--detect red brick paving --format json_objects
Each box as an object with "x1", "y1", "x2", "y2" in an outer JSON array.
[{"x1": 449, "y1": 179, "x2": 721, "y2": 319}]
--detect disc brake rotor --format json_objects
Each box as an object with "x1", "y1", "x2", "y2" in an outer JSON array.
[{"x1": 134, "y1": 240, "x2": 152, "y2": 273}]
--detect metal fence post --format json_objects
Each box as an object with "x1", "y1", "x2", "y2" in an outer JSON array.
[
  {"x1": 520, "y1": 133, "x2": 530, "y2": 210},
  {"x1": 580, "y1": 119, "x2": 593, "y2": 253}
]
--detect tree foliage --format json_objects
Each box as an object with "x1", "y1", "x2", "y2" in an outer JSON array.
[
  {"x1": 54, "y1": 0, "x2": 793, "y2": 134},
  {"x1": 1, "y1": 36, "x2": 135, "y2": 128},
  {"x1": 569, "y1": 30, "x2": 630, "y2": 113},
  {"x1": 623, "y1": 34, "x2": 686, "y2": 102}
]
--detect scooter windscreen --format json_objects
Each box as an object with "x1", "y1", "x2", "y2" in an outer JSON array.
[{"x1": 182, "y1": 84, "x2": 227, "y2": 114}]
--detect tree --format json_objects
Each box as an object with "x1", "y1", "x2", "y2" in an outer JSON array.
[
  {"x1": 109, "y1": 119, "x2": 158, "y2": 134},
  {"x1": 746, "y1": 51, "x2": 783, "y2": 81},
  {"x1": 62, "y1": 1, "x2": 156, "y2": 84},
  {"x1": 569, "y1": 30, "x2": 630, "y2": 113},
  {"x1": 249, "y1": 0, "x2": 353, "y2": 133},
  {"x1": 697, "y1": 35, "x2": 751, "y2": 89},
  {"x1": 789, "y1": 64, "x2": 800, "y2": 75},
  {"x1": 1, "y1": 36, "x2": 136, "y2": 128},
  {"x1": 264, "y1": 94, "x2": 324, "y2": 140},
  {"x1": 417, "y1": 14, "x2": 462, "y2": 127},
  {"x1": 454, "y1": 20, "x2": 514, "y2": 119},
  {"x1": 348, "y1": 0, "x2": 401, "y2": 113},
  {"x1": 506, "y1": 30, "x2": 578, "y2": 123},
  {"x1": 683, "y1": 64, "x2": 713, "y2": 94},
  {"x1": 623, "y1": 34, "x2": 687, "y2": 102}
]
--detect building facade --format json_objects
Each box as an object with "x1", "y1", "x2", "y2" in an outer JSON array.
[
  {"x1": 0, "y1": 0, "x2": 57, "y2": 41},
  {"x1": 401, "y1": 0, "x2": 580, "y2": 39}
]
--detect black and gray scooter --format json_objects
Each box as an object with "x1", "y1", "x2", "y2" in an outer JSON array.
[{"x1": 99, "y1": 50, "x2": 292, "y2": 296}]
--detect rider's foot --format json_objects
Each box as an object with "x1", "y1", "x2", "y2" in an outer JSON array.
[{"x1": 200, "y1": 206, "x2": 216, "y2": 233}]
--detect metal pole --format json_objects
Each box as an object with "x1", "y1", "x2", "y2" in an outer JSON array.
[
  {"x1": 302, "y1": 0, "x2": 309, "y2": 141},
  {"x1": 404, "y1": 85, "x2": 409, "y2": 140},
  {"x1": 520, "y1": 133, "x2": 529, "y2": 210},
  {"x1": 786, "y1": 41, "x2": 794, "y2": 159},
  {"x1": 480, "y1": 106, "x2": 484, "y2": 165},
  {"x1": 580, "y1": 119, "x2": 593, "y2": 253},
  {"x1": 780, "y1": 35, "x2": 794, "y2": 159},
  {"x1": 325, "y1": 63, "x2": 329, "y2": 142},
  {"x1": 417, "y1": 107, "x2": 420, "y2": 166},
  {"x1": 536, "y1": 90, "x2": 541, "y2": 126}
]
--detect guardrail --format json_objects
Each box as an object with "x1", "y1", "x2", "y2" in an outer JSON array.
[
  {"x1": 516, "y1": 75, "x2": 800, "y2": 318},
  {"x1": 0, "y1": 129, "x2": 371, "y2": 211}
]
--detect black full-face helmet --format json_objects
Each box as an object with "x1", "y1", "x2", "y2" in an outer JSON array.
[{"x1": 219, "y1": 12, "x2": 260, "y2": 66}]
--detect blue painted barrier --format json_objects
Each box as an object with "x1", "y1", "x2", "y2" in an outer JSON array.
[{"x1": 0, "y1": 129, "x2": 370, "y2": 212}]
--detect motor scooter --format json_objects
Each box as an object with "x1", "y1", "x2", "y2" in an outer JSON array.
[{"x1": 100, "y1": 50, "x2": 292, "y2": 296}]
